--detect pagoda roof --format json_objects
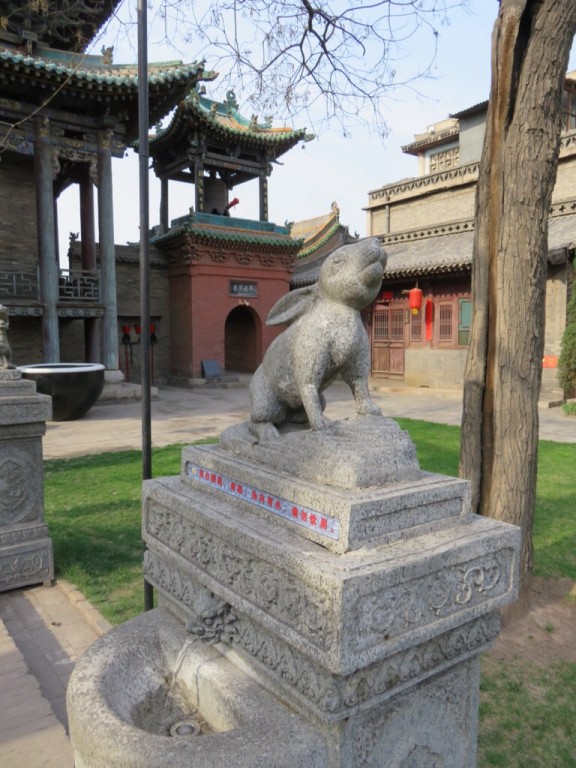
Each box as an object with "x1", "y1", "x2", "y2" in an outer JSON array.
[
  {"x1": 0, "y1": 42, "x2": 215, "y2": 138},
  {"x1": 0, "y1": 1, "x2": 122, "y2": 52},
  {"x1": 150, "y1": 89, "x2": 313, "y2": 157},
  {"x1": 380, "y1": 211, "x2": 576, "y2": 279},
  {"x1": 291, "y1": 206, "x2": 346, "y2": 259},
  {"x1": 152, "y1": 211, "x2": 303, "y2": 253},
  {"x1": 290, "y1": 206, "x2": 359, "y2": 287}
]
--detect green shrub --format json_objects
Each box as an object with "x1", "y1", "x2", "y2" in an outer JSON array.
[{"x1": 558, "y1": 281, "x2": 576, "y2": 397}]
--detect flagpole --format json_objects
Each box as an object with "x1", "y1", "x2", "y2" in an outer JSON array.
[{"x1": 137, "y1": 0, "x2": 154, "y2": 611}]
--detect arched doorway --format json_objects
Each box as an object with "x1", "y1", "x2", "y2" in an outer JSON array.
[{"x1": 224, "y1": 306, "x2": 260, "y2": 373}]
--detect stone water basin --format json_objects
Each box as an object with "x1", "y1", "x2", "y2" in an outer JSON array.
[
  {"x1": 18, "y1": 363, "x2": 104, "y2": 420},
  {"x1": 67, "y1": 607, "x2": 326, "y2": 768}
]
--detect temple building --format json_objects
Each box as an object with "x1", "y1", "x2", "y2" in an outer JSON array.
[
  {"x1": 144, "y1": 88, "x2": 312, "y2": 380},
  {"x1": 289, "y1": 202, "x2": 359, "y2": 289},
  {"x1": 365, "y1": 77, "x2": 576, "y2": 399},
  {"x1": 0, "y1": 1, "x2": 316, "y2": 386},
  {"x1": 0, "y1": 0, "x2": 215, "y2": 383}
]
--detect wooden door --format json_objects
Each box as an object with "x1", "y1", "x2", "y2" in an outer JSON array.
[{"x1": 371, "y1": 303, "x2": 405, "y2": 377}]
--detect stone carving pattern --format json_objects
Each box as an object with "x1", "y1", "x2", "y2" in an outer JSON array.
[
  {"x1": 177, "y1": 243, "x2": 200, "y2": 264},
  {"x1": 369, "y1": 163, "x2": 479, "y2": 203},
  {"x1": 144, "y1": 507, "x2": 335, "y2": 648},
  {"x1": 58, "y1": 307, "x2": 104, "y2": 318},
  {"x1": 0, "y1": 447, "x2": 40, "y2": 525},
  {"x1": 0, "y1": 526, "x2": 48, "y2": 546},
  {"x1": 89, "y1": 157, "x2": 98, "y2": 188},
  {"x1": 144, "y1": 547, "x2": 499, "y2": 717},
  {"x1": 0, "y1": 551, "x2": 47, "y2": 586},
  {"x1": 210, "y1": 249, "x2": 227, "y2": 263},
  {"x1": 352, "y1": 663, "x2": 473, "y2": 767},
  {"x1": 381, "y1": 220, "x2": 473, "y2": 246},
  {"x1": 353, "y1": 550, "x2": 510, "y2": 649},
  {"x1": 429, "y1": 147, "x2": 460, "y2": 174}
]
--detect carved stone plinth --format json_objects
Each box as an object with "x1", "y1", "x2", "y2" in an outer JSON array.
[
  {"x1": 142, "y1": 419, "x2": 520, "y2": 767},
  {"x1": 0, "y1": 378, "x2": 54, "y2": 591}
]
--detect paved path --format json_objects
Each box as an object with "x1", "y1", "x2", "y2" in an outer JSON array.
[
  {"x1": 0, "y1": 380, "x2": 574, "y2": 767},
  {"x1": 42, "y1": 380, "x2": 575, "y2": 460}
]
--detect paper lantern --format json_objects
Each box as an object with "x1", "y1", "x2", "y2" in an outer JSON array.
[{"x1": 408, "y1": 287, "x2": 423, "y2": 314}]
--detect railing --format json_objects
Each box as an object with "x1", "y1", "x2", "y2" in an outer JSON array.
[
  {"x1": 0, "y1": 268, "x2": 100, "y2": 303},
  {"x1": 58, "y1": 269, "x2": 100, "y2": 302},
  {"x1": 0, "y1": 269, "x2": 38, "y2": 300}
]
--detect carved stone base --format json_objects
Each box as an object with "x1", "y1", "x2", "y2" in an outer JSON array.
[
  {"x1": 220, "y1": 415, "x2": 420, "y2": 490},
  {"x1": 180, "y1": 443, "x2": 472, "y2": 554},
  {"x1": 0, "y1": 535, "x2": 53, "y2": 591},
  {"x1": 0, "y1": 379, "x2": 53, "y2": 591},
  {"x1": 140, "y1": 431, "x2": 520, "y2": 766}
]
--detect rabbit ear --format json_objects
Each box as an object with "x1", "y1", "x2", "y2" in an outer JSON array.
[{"x1": 266, "y1": 285, "x2": 317, "y2": 326}]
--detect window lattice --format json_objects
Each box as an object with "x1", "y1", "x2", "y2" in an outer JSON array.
[
  {"x1": 438, "y1": 304, "x2": 453, "y2": 342},
  {"x1": 429, "y1": 147, "x2": 460, "y2": 173}
]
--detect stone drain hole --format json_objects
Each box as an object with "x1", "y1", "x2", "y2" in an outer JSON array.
[{"x1": 170, "y1": 718, "x2": 203, "y2": 738}]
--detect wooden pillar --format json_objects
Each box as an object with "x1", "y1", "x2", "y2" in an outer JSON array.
[
  {"x1": 160, "y1": 177, "x2": 169, "y2": 231},
  {"x1": 80, "y1": 166, "x2": 99, "y2": 362},
  {"x1": 97, "y1": 129, "x2": 120, "y2": 375},
  {"x1": 194, "y1": 161, "x2": 205, "y2": 212},
  {"x1": 259, "y1": 172, "x2": 269, "y2": 222},
  {"x1": 34, "y1": 116, "x2": 60, "y2": 362}
]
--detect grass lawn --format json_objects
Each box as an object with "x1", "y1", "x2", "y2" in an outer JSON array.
[{"x1": 43, "y1": 421, "x2": 576, "y2": 766}]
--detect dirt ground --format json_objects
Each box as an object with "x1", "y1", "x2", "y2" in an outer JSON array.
[{"x1": 489, "y1": 577, "x2": 576, "y2": 664}]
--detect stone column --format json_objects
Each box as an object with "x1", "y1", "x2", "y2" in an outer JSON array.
[
  {"x1": 34, "y1": 116, "x2": 60, "y2": 362},
  {"x1": 80, "y1": 167, "x2": 99, "y2": 362},
  {"x1": 96, "y1": 130, "x2": 121, "y2": 379}
]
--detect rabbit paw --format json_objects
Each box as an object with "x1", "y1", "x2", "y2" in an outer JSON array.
[
  {"x1": 310, "y1": 414, "x2": 334, "y2": 431},
  {"x1": 357, "y1": 402, "x2": 382, "y2": 417},
  {"x1": 249, "y1": 422, "x2": 281, "y2": 443}
]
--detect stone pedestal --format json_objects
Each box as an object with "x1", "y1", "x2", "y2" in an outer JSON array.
[
  {"x1": 142, "y1": 416, "x2": 520, "y2": 767},
  {"x1": 0, "y1": 375, "x2": 54, "y2": 591}
]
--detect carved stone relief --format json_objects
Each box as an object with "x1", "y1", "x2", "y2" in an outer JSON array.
[
  {"x1": 144, "y1": 503, "x2": 336, "y2": 649},
  {"x1": 144, "y1": 545, "x2": 500, "y2": 720},
  {"x1": 0, "y1": 445, "x2": 41, "y2": 526},
  {"x1": 0, "y1": 550, "x2": 48, "y2": 588},
  {"x1": 352, "y1": 661, "x2": 478, "y2": 767},
  {"x1": 352, "y1": 549, "x2": 512, "y2": 650}
]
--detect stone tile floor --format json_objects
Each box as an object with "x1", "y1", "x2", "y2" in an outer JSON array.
[{"x1": 0, "y1": 580, "x2": 110, "y2": 767}]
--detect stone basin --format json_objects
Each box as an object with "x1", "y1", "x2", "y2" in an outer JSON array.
[
  {"x1": 18, "y1": 363, "x2": 104, "y2": 420},
  {"x1": 66, "y1": 607, "x2": 326, "y2": 768}
]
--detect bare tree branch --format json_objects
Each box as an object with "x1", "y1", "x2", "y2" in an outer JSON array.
[{"x1": 92, "y1": 0, "x2": 469, "y2": 136}]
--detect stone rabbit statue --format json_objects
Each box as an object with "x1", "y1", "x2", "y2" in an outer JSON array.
[{"x1": 249, "y1": 237, "x2": 387, "y2": 442}]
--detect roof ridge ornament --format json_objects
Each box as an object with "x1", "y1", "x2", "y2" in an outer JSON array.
[{"x1": 225, "y1": 90, "x2": 238, "y2": 112}]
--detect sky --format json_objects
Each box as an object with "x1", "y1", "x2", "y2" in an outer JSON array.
[{"x1": 55, "y1": 2, "x2": 572, "y2": 256}]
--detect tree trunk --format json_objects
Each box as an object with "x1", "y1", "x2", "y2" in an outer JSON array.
[{"x1": 459, "y1": 0, "x2": 576, "y2": 604}]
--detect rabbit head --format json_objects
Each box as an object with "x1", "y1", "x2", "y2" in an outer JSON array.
[
  {"x1": 265, "y1": 238, "x2": 387, "y2": 328},
  {"x1": 318, "y1": 237, "x2": 387, "y2": 309}
]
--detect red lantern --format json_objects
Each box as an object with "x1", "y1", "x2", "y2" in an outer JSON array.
[{"x1": 408, "y1": 287, "x2": 423, "y2": 315}]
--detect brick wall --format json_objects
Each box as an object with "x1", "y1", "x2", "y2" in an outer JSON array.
[
  {"x1": 186, "y1": 265, "x2": 290, "y2": 377},
  {"x1": 388, "y1": 185, "x2": 475, "y2": 233},
  {"x1": 0, "y1": 156, "x2": 38, "y2": 271},
  {"x1": 6, "y1": 315, "x2": 43, "y2": 366},
  {"x1": 175, "y1": 260, "x2": 290, "y2": 379}
]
